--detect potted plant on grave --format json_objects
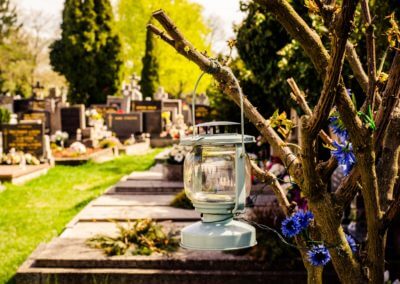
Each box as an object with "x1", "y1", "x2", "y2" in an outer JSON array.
[{"x1": 164, "y1": 144, "x2": 191, "y2": 181}]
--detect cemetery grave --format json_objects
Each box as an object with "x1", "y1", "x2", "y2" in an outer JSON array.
[{"x1": 0, "y1": 121, "x2": 52, "y2": 184}]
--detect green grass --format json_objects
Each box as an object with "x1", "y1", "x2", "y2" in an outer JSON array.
[{"x1": 0, "y1": 150, "x2": 162, "y2": 283}]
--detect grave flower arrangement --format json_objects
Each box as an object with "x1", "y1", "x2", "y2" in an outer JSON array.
[
  {"x1": 167, "y1": 144, "x2": 191, "y2": 165},
  {"x1": 50, "y1": 130, "x2": 69, "y2": 148},
  {"x1": 86, "y1": 109, "x2": 103, "y2": 127},
  {"x1": 1, "y1": 149, "x2": 40, "y2": 165},
  {"x1": 87, "y1": 219, "x2": 179, "y2": 256},
  {"x1": 98, "y1": 136, "x2": 122, "y2": 149}
]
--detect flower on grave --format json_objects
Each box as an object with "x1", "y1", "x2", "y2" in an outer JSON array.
[
  {"x1": 331, "y1": 140, "x2": 356, "y2": 176},
  {"x1": 329, "y1": 115, "x2": 349, "y2": 141},
  {"x1": 307, "y1": 245, "x2": 331, "y2": 266},
  {"x1": 346, "y1": 234, "x2": 357, "y2": 253},
  {"x1": 294, "y1": 210, "x2": 314, "y2": 230}
]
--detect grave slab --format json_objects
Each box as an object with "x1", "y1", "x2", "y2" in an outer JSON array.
[
  {"x1": 127, "y1": 171, "x2": 163, "y2": 180},
  {"x1": 0, "y1": 164, "x2": 51, "y2": 184},
  {"x1": 112, "y1": 180, "x2": 183, "y2": 194},
  {"x1": 27, "y1": 238, "x2": 261, "y2": 270},
  {"x1": 118, "y1": 141, "x2": 150, "y2": 155},
  {"x1": 60, "y1": 221, "x2": 190, "y2": 239},
  {"x1": 90, "y1": 194, "x2": 174, "y2": 206},
  {"x1": 69, "y1": 205, "x2": 199, "y2": 223}
]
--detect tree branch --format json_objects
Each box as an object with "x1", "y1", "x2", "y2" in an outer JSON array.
[
  {"x1": 375, "y1": 51, "x2": 400, "y2": 146},
  {"x1": 307, "y1": 0, "x2": 358, "y2": 140},
  {"x1": 383, "y1": 190, "x2": 400, "y2": 232},
  {"x1": 361, "y1": 0, "x2": 377, "y2": 110},
  {"x1": 345, "y1": 42, "x2": 369, "y2": 93},
  {"x1": 287, "y1": 78, "x2": 332, "y2": 145},
  {"x1": 377, "y1": 106, "x2": 400, "y2": 209},
  {"x1": 251, "y1": 161, "x2": 292, "y2": 214},
  {"x1": 148, "y1": 10, "x2": 302, "y2": 185}
]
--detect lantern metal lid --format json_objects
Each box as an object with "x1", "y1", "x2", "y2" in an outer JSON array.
[{"x1": 179, "y1": 73, "x2": 257, "y2": 251}]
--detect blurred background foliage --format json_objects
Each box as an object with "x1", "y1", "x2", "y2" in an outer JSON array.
[
  {"x1": 116, "y1": 0, "x2": 212, "y2": 97},
  {"x1": 209, "y1": 0, "x2": 400, "y2": 127}
]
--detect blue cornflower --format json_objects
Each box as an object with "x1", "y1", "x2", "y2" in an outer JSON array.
[
  {"x1": 307, "y1": 245, "x2": 331, "y2": 266},
  {"x1": 329, "y1": 116, "x2": 349, "y2": 141},
  {"x1": 331, "y1": 140, "x2": 356, "y2": 176},
  {"x1": 293, "y1": 210, "x2": 314, "y2": 230},
  {"x1": 281, "y1": 215, "x2": 302, "y2": 237},
  {"x1": 346, "y1": 234, "x2": 357, "y2": 253}
]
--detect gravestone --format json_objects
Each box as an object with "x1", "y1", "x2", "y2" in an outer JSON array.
[
  {"x1": 162, "y1": 99, "x2": 182, "y2": 122},
  {"x1": 107, "y1": 113, "x2": 142, "y2": 139},
  {"x1": 13, "y1": 99, "x2": 31, "y2": 114},
  {"x1": 2, "y1": 122, "x2": 44, "y2": 157},
  {"x1": 91, "y1": 104, "x2": 118, "y2": 119},
  {"x1": 107, "y1": 96, "x2": 130, "y2": 113},
  {"x1": 143, "y1": 111, "x2": 162, "y2": 135},
  {"x1": 131, "y1": 100, "x2": 162, "y2": 112},
  {"x1": 60, "y1": 105, "x2": 85, "y2": 139},
  {"x1": 22, "y1": 110, "x2": 51, "y2": 133}
]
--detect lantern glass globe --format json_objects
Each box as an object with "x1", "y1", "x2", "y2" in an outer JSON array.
[{"x1": 184, "y1": 145, "x2": 252, "y2": 204}]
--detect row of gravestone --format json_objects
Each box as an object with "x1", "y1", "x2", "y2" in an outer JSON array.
[{"x1": 0, "y1": 95, "x2": 211, "y2": 160}]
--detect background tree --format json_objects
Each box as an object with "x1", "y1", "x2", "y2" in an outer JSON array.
[
  {"x1": 0, "y1": 0, "x2": 18, "y2": 41},
  {"x1": 0, "y1": 0, "x2": 32, "y2": 96},
  {"x1": 50, "y1": 0, "x2": 122, "y2": 105},
  {"x1": 116, "y1": 0, "x2": 211, "y2": 96},
  {"x1": 148, "y1": 2, "x2": 400, "y2": 283},
  {"x1": 140, "y1": 23, "x2": 159, "y2": 99}
]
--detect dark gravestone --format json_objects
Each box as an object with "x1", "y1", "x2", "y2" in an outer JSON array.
[
  {"x1": 143, "y1": 111, "x2": 162, "y2": 135},
  {"x1": 2, "y1": 122, "x2": 44, "y2": 157},
  {"x1": 107, "y1": 113, "x2": 143, "y2": 139},
  {"x1": 132, "y1": 100, "x2": 162, "y2": 112},
  {"x1": 61, "y1": 105, "x2": 85, "y2": 138},
  {"x1": 22, "y1": 111, "x2": 51, "y2": 133},
  {"x1": 13, "y1": 99, "x2": 31, "y2": 114}
]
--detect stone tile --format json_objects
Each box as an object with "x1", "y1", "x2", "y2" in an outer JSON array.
[
  {"x1": 90, "y1": 195, "x2": 174, "y2": 206},
  {"x1": 72, "y1": 205, "x2": 200, "y2": 222},
  {"x1": 127, "y1": 171, "x2": 163, "y2": 180}
]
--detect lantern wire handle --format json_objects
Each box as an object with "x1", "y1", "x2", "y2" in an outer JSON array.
[
  {"x1": 191, "y1": 72, "x2": 206, "y2": 137},
  {"x1": 191, "y1": 67, "x2": 246, "y2": 155}
]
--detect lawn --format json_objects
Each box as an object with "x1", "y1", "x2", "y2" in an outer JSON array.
[{"x1": 0, "y1": 150, "x2": 162, "y2": 283}]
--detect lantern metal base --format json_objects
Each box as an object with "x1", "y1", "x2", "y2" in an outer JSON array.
[{"x1": 180, "y1": 216, "x2": 257, "y2": 251}]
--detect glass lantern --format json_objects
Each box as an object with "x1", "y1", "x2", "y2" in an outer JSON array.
[{"x1": 179, "y1": 121, "x2": 257, "y2": 250}]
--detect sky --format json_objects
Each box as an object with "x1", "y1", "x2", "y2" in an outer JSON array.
[{"x1": 13, "y1": 0, "x2": 246, "y2": 53}]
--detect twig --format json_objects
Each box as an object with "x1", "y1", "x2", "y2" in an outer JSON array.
[
  {"x1": 361, "y1": 0, "x2": 377, "y2": 111},
  {"x1": 287, "y1": 78, "x2": 333, "y2": 145},
  {"x1": 250, "y1": 160, "x2": 292, "y2": 215}
]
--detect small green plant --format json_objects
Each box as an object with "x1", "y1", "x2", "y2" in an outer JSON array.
[
  {"x1": 170, "y1": 190, "x2": 194, "y2": 209},
  {"x1": 87, "y1": 219, "x2": 179, "y2": 256},
  {"x1": 0, "y1": 107, "x2": 10, "y2": 124}
]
